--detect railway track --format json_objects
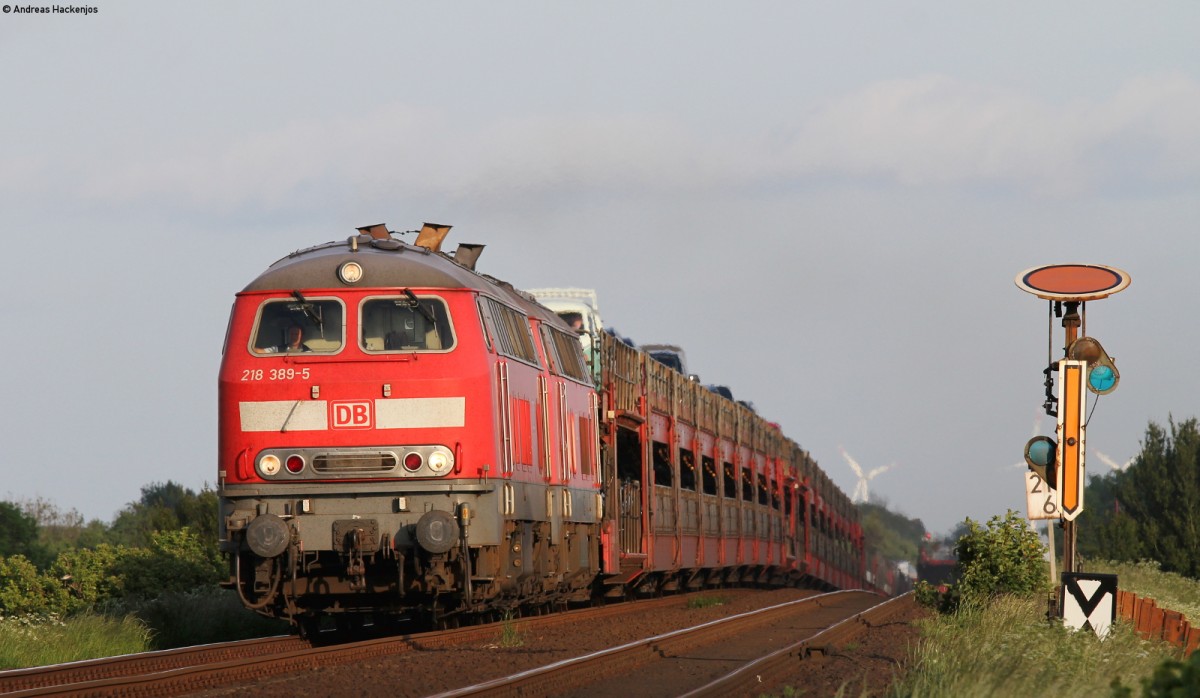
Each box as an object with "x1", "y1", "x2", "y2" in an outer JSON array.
[
  {"x1": 0, "y1": 590, "x2": 769, "y2": 697},
  {"x1": 428, "y1": 590, "x2": 912, "y2": 698},
  {"x1": 0, "y1": 636, "x2": 310, "y2": 695}
]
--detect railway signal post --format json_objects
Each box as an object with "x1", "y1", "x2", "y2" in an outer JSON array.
[{"x1": 1015, "y1": 264, "x2": 1130, "y2": 583}]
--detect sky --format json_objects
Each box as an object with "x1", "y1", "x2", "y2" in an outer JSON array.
[{"x1": 1, "y1": 2, "x2": 1197, "y2": 535}]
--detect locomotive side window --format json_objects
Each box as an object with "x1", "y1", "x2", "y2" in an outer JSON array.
[
  {"x1": 251, "y1": 298, "x2": 344, "y2": 354},
  {"x1": 361, "y1": 294, "x2": 454, "y2": 353},
  {"x1": 578, "y1": 414, "x2": 595, "y2": 477},
  {"x1": 477, "y1": 297, "x2": 539, "y2": 365},
  {"x1": 540, "y1": 326, "x2": 590, "y2": 383}
]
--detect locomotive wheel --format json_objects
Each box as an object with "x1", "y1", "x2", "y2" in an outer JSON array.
[
  {"x1": 335, "y1": 614, "x2": 365, "y2": 636},
  {"x1": 298, "y1": 616, "x2": 322, "y2": 641}
]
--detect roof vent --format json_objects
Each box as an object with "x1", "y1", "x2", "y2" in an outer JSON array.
[
  {"x1": 454, "y1": 243, "x2": 485, "y2": 270},
  {"x1": 356, "y1": 223, "x2": 392, "y2": 241},
  {"x1": 414, "y1": 223, "x2": 452, "y2": 253}
]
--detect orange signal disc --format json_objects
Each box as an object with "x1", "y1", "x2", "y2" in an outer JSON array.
[{"x1": 1015, "y1": 264, "x2": 1130, "y2": 301}]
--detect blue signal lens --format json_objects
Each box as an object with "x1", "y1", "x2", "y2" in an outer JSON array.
[
  {"x1": 1089, "y1": 365, "x2": 1116, "y2": 392},
  {"x1": 1027, "y1": 438, "x2": 1053, "y2": 467}
]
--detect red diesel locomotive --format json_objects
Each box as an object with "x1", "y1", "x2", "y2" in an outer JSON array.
[{"x1": 217, "y1": 223, "x2": 878, "y2": 632}]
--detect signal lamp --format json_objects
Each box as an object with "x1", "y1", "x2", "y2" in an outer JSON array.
[
  {"x1": 403, "y1": 452, "x2": 423, "y2": 471},
  {"x1": 1024, "y1": 435, "x2": 1057, "y2": 489},
  {"x1": 1067, "y1": 336, "x2": 1119, "y2": 395}
]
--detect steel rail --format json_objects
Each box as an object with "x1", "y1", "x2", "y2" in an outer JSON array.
[
  {"x1": 426, "y1": 589, "x2": 884, "y2": 698},
  {"x1": 0, "y1": 636, "x2": 305, "y2": 694},
  {"x1": 680, "y1": 591, "x2": 916, "y2": 697},
  {"x1": 0, "y1": 590, "x2": 741, "y2": 697}
]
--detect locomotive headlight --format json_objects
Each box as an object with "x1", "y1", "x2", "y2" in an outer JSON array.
[
  {"x1": 427, "y1": 450, "x2": 451, "y2": 474},
  {"x1": 259, "y1": 454, "x2": 282, "y2": 477},
  {"x1": 338, "y1": 261, "x2": 364, "y2": 284}
]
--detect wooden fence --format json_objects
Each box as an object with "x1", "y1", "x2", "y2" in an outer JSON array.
[{"x1": 1116, "y1": 589, "x2": 1200, "y2": 656}]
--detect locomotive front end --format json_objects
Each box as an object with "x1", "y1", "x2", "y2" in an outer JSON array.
[{"x1": 217, "y1": 228, "x2": 502, "y2": 630}]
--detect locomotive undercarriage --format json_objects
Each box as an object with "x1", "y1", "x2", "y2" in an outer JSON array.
[{"x1": 222, "y1": 487, "x2": 601, "y2": 631}]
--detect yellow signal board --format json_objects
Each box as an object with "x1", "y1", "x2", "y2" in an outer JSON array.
[{"x1": 1056, "y1": 360, "x2": 1087, "y2": 520}]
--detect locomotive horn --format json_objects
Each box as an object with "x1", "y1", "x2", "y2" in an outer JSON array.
[
  {"x1": 454, "y1": 243, "x2": 485, "y2": 270},
  {"x1": 414, "y1": 223, "x2": 452, "y2": 252}
]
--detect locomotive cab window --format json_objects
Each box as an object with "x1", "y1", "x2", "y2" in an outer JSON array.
[
  {"x1": 361, "y1": 294, "x2": 454, "y2": 353},
  {"x1": 251, "y1": 297, "x2": 345, "y2": 354}
]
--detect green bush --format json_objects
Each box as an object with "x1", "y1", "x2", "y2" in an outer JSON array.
[
  {"x1": 0, "y1": 555, "x2": 69, "y2": 616},
  {"x1": 1110, "y1": 651, "x2": 1200, "y2": 698},
  {"x1": 0, "y1": 503, "x2": 40, "y2": 560},
  {"x1": 1141, "y1": 651, "x2": 1200, "y2": 697},
  {"x1": 955, "y1": 511, "x2": 1049, "y2": 604},
  {"x1": 1, "y1": 528, "x2": 226, "y2": 621},
  {"x1": 916, "y1": 510, "x2": 1049, "y2": 613},
  {"x1": 116, "y1": 528, "x2": 224, "y2": 598},
  {"x1": 50, "y1": 544, "x2": 127, "y2": 611},
  {"x1": 913, "y1": 579, "x2": 958, "y2": 614},
  {"x1": 109, "y1": 587, "x2": 289, "y2": 649}
]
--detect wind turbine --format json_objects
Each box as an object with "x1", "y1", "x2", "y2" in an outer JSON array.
[
  {"x1": 840, "y1": 446, "x2": 892, "y2": 503},
  {"x1": 1010, "y1": 409, "x2": 1047, "y2": 470},
  {"x1": 1093, "y1": 450, "x2": 1133, "y2": 472}
]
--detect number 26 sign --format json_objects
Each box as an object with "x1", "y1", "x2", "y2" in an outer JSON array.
[{"x1": 1025, "y1": 472, "x2": 1059, "y2": 520}]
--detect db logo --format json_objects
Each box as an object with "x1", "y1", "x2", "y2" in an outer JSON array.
[{"x1": 331, "y1": 401, "x2": 373, "y2": 429}]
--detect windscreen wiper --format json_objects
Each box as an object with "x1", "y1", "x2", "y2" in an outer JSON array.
[
  {"x1": 291, "y1": 290, "x2": 324, "y2": 329},
  {"x1": 403, "y1": 288, "x2": 436, "y2": 325}
]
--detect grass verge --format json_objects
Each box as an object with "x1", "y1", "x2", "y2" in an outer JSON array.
[
  {"x1": 0, "y1": 587, "x2": 290, "y2": 669},
  {"x1": 0, "y1": 613, "x2": 152, "y2": 669},
  {"x1": 1089, "y1": 559, "x2": 1200, "y2": 624},
  {"x1": 892, "y1": 594, "x2": 1176, "y2": 697}
]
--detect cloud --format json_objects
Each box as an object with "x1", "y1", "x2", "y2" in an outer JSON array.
[
  {"x1": 785, "y1": 73, "x2": 1200, "y2": 194},
  {"x1": 50, "y1": 73, "x2": 1200, "y2": 212}
]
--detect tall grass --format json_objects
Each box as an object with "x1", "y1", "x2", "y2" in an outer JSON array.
[
  {"x1": 0, "y1": 587, "x2": 290, "y2": 669},
  {"x1": 893, "y1": 595, "x2": 1176, "y2": 697},
  {"x1": 1089, "y1": 560, "x2": 1200, "y2": 624},
  {"x1": 0, "y1": 613, "x2": 152, "y2": 669},
  {"x1": 496, "y1": 610, "x2": 523, "y2": 648}
]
